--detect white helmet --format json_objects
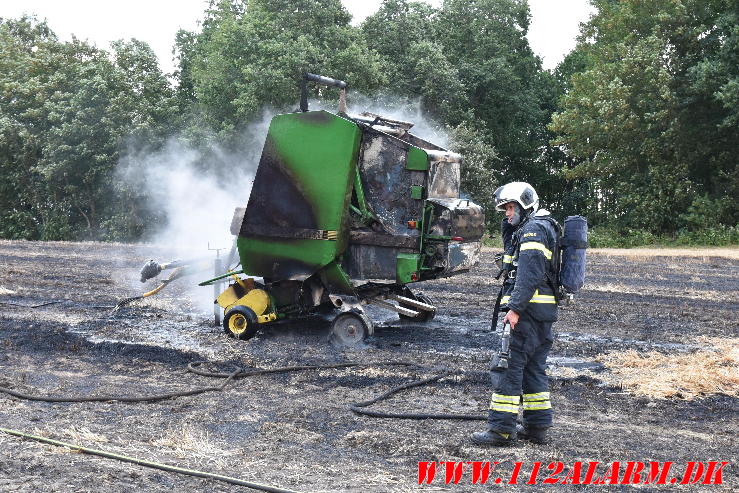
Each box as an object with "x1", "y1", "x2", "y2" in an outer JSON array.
[{"x1": 494, "y1": 182, "x2": 539, "y2": 213}]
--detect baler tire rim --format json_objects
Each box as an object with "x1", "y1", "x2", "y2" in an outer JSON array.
[
  {"x1": 329, "y1": 312, "x2": 369, "y2": 346},
  {"x1": 223, "y1": 306, "x2": 258, "y2": 340}
]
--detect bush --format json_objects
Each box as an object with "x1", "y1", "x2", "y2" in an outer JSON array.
[
  {"x1": 588, "y1": 227, "x2": 657, "y2": 248},
  {"x1": 588, "y1": 225, "x2": 739, "y2": 248},
  {"x1": 669, "y1": 225, "x2": 739, "y2": 246}
]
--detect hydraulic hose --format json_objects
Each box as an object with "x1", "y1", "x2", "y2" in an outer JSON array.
[{"x1": 0, "y1": 426, "x2": 301, "y2": 493}]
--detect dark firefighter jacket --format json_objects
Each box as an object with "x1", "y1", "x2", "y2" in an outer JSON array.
[{"x1": 500, "y1": 213, "x2": 559, "y2": 322}]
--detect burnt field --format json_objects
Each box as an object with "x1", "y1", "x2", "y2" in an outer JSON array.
[{"x1": 0, "y1": 240, "x2": 737, "y2": 492}]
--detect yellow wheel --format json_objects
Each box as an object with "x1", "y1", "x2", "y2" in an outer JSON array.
[{"x1": 223, "y1": 305, "x2": 258, "y2": 340}]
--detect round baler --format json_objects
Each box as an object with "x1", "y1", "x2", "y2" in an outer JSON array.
[{"x1": 198, "y1": 74, "x2": 485, "y2": 344}]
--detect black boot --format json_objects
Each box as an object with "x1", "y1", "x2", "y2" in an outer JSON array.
[
  {"x1": 471, "y1": 427, "x2": 516, "y2": 446},
  {"x1": 515, "y1": 423, "x2": 549, "y2": 444}
]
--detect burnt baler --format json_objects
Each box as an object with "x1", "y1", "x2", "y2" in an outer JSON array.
[{"x1": 204, "y1": 74, "x2": 485, "y2": 344}]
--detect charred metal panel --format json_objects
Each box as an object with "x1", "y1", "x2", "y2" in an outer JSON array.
[
  {"x1": 441, "y1": 241, "x2": 482, "y2": 276},
  {"x1": 427, "y1": 198, "x2": 485, "y2": 239},
  {"x1": 422, "y1": 198, "x2": 485, "y2": 279},
  {"x1": 240, "y1": 136, "x2": 319, "y2": 233},
  {"x1": 343, "y1": 244, "x2": 416, "y2": 281},
  {"x1": 401, "y1": 133, "x2": 445, "y2": 151},
  {"x1": 357, "y1": 129, "x2": 426, "y2": 235},
  {"x1": 349, "y1": 231, "x2": 420, "y2": 249},
  {"x1": 237, "y1": 111, "x2": 361, "y2": 282},
  {"x1": 428, "y1": 160, "x2": 461, "y2": 199}
]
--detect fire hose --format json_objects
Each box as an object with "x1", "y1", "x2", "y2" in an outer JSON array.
[
  {"x1": 0, "y1": 426, "x2": 301, "y2": 493},
  {"x1": 113, "y1": 266, "x2": 188, "y2": 311},
  {"x1": 0, "y1": 360, "x2": 486, "y2": 491},
  {"x1": 0, "y1": 360, "x2": 483, "y2": 418},
  {"x1": 185, "y1": 361, "x2": 487, "y2": 420}
]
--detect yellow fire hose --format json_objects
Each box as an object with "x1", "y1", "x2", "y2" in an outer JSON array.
[
  {"x1": 113, "y1": 267, "x2": 186, "y2": 311},
  {"x1": 0, "y1": 426, "x2": 302, "y2": 493}
]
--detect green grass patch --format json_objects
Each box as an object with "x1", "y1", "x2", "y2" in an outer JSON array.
[{"x1": 481, "y1": 233, "x2": 503, "y2": 248}]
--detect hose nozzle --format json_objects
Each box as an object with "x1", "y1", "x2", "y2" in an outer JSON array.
[{"x1": 139, "y1": 260, "x2": 162, "y2": 283}]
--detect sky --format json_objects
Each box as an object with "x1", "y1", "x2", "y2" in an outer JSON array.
[{"x1": 0, "y1": 0, "x2": 594, "y2": 74}]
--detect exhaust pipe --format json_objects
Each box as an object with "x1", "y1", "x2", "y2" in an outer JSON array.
[{"x1": 300, "y1": 72, "x2": 348, "y2": 113}]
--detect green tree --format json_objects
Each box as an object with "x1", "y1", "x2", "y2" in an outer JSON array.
[
  {"x1": 550, "y1": 0, "x2": 738, "y2": 232},
  {"x1": 361, "y1": 0, "x2": 465, "y2": 123},
  {"x1": 438, "y1": 0, "x2": 550, "y2": 174},
  {"x1": 436, "y1": 0, "x2": 564, "y2": 221},
  {"x1": 179, "y1": 0, "x2": 386, "y2": 141},
  {"x1": 448, "y1": 120, "x2": 500, "y2": 215},
  {"x1": 0, "y1": 16, "x2": 73, "y2": 239},
  {"x1": 0, "y1": 16, "x2": 176, "y2": 240}
]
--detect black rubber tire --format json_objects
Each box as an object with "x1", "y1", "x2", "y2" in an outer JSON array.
[
  {"x1": 329, "y1": 312, "x2": 370, "y2": 346},
  {"x1": 223, "y1": 305, "x2": 259, "y2": 340},
  {"x1": 399, "y1": 293, "x2": 436, "y2": 322}
]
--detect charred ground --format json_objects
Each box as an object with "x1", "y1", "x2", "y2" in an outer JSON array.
[{"x1": 0, "y1": 240, "x2": 737, "y2": 492}]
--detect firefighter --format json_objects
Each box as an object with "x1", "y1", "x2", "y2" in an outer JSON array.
[{"x1": 472, "y1": 182, "x2": 558, "y2": 446}]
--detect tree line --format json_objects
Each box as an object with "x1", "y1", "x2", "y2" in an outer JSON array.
[{"x1": 0, "y1": 0, "x2": 736, "y2": 243}]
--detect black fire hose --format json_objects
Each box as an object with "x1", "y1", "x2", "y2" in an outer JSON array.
[
  {"x1": 0, "y1": 366, "x2": 242, "y2": 403},
  {"x1": 349, "y1": 371, "x2": 486, "y2": 420},
  {"x1": 0, "y1": 360, "x2": 487, "y2": 420},
  {"x1": 1, "y1": 361, "x2": 490, "y2": 491},
  {"x1": 0, "y1": 361, "x2": 418, "y2": 404},
  {"x1": 188, "y1": 362, "x2": 487, "y2": 421},
  {"x1": 186, "y1": 360, "x2": 417, "y2": 378}
]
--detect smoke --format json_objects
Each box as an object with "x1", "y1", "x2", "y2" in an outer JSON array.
[
  {"x1": 314, "y1": 91, "x2": 451, "y2": 148},
  {"x1": 139, "y1": 143, "x2": 236, "y2": 250},
  {"x1": 117, "y1": 110, "x2": 276, "y2": 312}
]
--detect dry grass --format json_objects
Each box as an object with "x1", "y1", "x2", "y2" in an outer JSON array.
[
  {"x1": 598, "y1": 337, "x2": 739, "y2": 399},
  {"x1": 589, "y1": 247, "x2": 739, "y2": 260},
  {"x1": 549, "y1": 366, "x2": 581, "y2": 379},
  {"x1": 64, "y1": 426, "x2": 110, "y2": 444},
  {"x1": 259, "y1": 421, "x2": 323, "y2": 444},
  {"x1": 585, "y1": 281, "x2": 728, "y2": 301},
  {"x1": 481, "y1": 245, "x2": 739, "y2": 259},
  {"x1": 150, "y1": 424, "x2": 238, "y2": 467}
]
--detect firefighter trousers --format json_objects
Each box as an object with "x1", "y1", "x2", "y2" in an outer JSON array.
[{"x1": 487, "y1": 312, "x2": 553, "y2": 434}]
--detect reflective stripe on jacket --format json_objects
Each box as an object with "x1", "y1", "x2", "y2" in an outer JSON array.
[{"x1": 503, "y1": 214, "x2": 559, "y2": 322}]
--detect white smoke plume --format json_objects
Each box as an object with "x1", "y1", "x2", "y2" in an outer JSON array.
[
  {"x1": 315, "y1": 91, "x2": 451, "y2": 148},
  {"x1": 117, "y1": 110, "x2": 276, "y2": 312}
]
